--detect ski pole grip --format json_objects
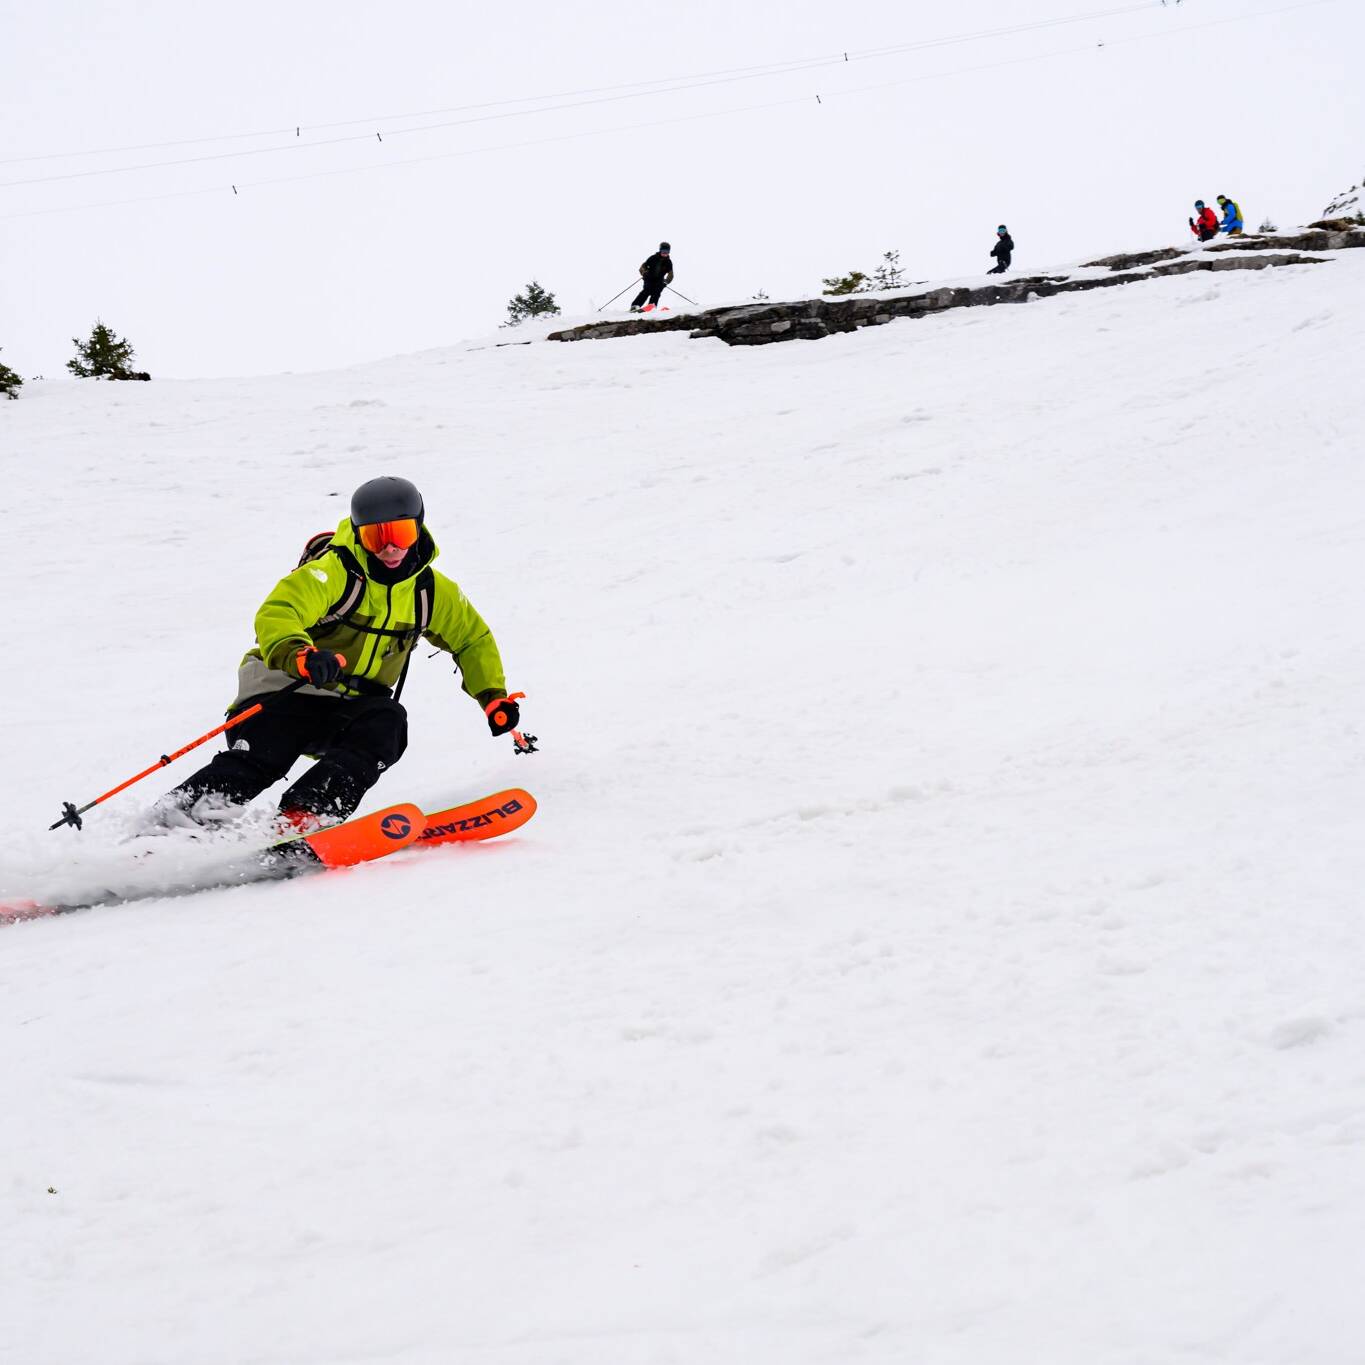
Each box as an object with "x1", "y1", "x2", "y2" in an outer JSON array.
[
  {"x1": 484, "y1": 691, "x2": 526, "y2": 728},
  {"x1": 292, "y1": 649, "x2": 348, "y2": 683}
]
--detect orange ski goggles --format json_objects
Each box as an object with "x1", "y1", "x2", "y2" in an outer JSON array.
[{"x1": 357, "y1": 518, "x2": 420, "y2": 554}]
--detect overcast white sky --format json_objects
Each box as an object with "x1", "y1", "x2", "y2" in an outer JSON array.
[{"x1": 1, "y1": 0, "x2": 1360, "y2": 378}]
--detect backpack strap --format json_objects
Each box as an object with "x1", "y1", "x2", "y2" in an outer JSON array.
[{"x1": 316, "y1": 544, "x2": 367, "y2": 629}]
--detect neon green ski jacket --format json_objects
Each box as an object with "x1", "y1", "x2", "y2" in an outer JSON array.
[{"x1": 230, "y1": 518, "x2": 506, "y2": 710}]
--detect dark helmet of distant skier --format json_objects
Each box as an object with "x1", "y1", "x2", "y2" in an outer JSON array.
[
  {"x1": 351, "y1": 476, "x2": 424, "y2": 529},
  {"x1": 1195, "y1": 200, "x2": 1206, "y2": 209},
  {"x1": 659, "y1": 241, "x2": 671, "y2": 252},
  {"x1": 997, "y1": 225, "x2": 1008, "y2": 234}
]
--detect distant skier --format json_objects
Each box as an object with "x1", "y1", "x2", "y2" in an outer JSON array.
[
  {"x1": 988, "y1": 225, "x2": 1014, "y2": 274},
  {"x1": 631, "y1": 242, "x2": 674, "y2": 312},
  {"x1": 1217, "y1": 195, "x2": 1244, "y2": 236},
  {"x1": 1189, "y1": 201, "x2": 1219, "y2": 242},
  {"x1": 153, "y1": 476, "x2": 516, "y2": 833}
]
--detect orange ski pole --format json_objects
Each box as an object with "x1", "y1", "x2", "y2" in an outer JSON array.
[{"x1": 49, "y1": 657, "x2": 345, "y2": 831}]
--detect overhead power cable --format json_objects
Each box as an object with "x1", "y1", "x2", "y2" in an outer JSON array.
[
  {"x1": 0, "y1": 0, "x2": 1339, "y2": 222},
  {"x1": 0, "y1": 1, "x2": 1159, "y2": 173}
]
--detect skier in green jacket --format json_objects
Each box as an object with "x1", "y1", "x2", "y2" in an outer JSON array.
[{"x1": 154, "y1": 476, "x2": 516, "y2": 832}]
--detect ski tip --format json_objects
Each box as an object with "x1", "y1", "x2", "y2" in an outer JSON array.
[
  {"x1": 417, "y1": 788, "x2": 537, "y2": 847},
  {"x1": 295, "y1": 802, "x2": 425, "y2": 869}
]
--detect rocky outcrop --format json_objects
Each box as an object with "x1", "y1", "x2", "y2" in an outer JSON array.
[
  {"x1": 1205, "y1": 227, "x2": 1364, "y2": 252},
  {"x1": 548, "y1": 229, "x2": 1363, "y2": 349},
  {"x1": 1081, "y1": 227, "x2": 1364, "y2": 273},
  {"x1": 1081, "y1": 247, "x2": 1185, "y2": 270}
]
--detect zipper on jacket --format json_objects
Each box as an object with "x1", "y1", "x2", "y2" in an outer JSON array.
[{"x1": 357, "y1": 582, "x2": 395, "y2": 683}]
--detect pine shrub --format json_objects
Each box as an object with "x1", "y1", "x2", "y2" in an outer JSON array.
[
  {"x1": 0, "y1": 349, "x2": 22, "y2": 400},
  {"x1": 68, "y1": 320, "x2": 142, "y2": 380},
  {"x1": 821, "y1": 270, "x2": 870, "y2": 297},
  {"x1": 503, "y1": 281, "x2": 561, "y2": 327},
  {"x1": 870, "y1": 250, "x2": 906, "y2": 290}
]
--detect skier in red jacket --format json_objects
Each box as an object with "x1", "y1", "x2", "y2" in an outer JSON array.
[{"x1": 1189, "y1": 201, "x2": 1219, "y2": 242}]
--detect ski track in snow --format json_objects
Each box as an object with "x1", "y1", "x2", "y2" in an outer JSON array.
[{"x1": 3, "y1": 258, "x2": 1365, "y2": 1364}]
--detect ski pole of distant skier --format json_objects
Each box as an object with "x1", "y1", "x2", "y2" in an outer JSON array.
[
  {"x1": 597, "y1": 281, "x2": 639, "y2": 312},
  {"x1": 666, "y1": 285, "x2": 698, "y2": 306},
  {"x1": 48, "y1": 669, "x2": 336, "y2": 831}
]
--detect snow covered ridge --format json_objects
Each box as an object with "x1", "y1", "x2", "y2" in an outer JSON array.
[{"x1": 550, "y1": 224, "x2": 1365, "y2": 348}]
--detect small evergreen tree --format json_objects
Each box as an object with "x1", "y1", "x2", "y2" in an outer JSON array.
[
  {"x1": 0, "y1": 349, "x2": 22, "y2": 400},
  {"x1": 503, "y1": 280, "x2": 561, "y2": 327},
  {"x1": 821, "y1": 270, "x2": 870, "y2": 297},
  {"x1": 870, "y1": 250, "x2": 905, "y2": 291},
  {"x1": 68, "y1": 320, "x2": 138, "y2": 379}
]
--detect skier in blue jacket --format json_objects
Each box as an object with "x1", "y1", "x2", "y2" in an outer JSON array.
[{"x1": 1217, "y1": 195, "x2": 1244, "y2": 235}]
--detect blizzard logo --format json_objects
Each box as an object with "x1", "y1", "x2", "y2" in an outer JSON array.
[
  {"x1": 380, "y1": 812, "x2": 413, "y2": 839},
  {"x1": 421, "y1": 798, "x2": 523, "y2": 839}
]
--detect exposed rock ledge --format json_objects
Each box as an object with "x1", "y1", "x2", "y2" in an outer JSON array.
[{"x1": 548, "y1": 227, "x2": 1364, "y2": 348}]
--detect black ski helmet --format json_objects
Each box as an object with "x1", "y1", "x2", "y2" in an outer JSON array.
[
  {"x1": 659, "y1": 241, "x2": 671, "y2": 251},
  {"x1": 350, "y1": 475, "x2": 424, "y2": 528}
]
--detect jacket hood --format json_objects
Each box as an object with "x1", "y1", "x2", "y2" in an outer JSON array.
[{"x1": 331, "y1": 515, "x2": 441, "y2": 578}]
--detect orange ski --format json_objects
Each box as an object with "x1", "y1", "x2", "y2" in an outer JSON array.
[
  {"x1": 2, "y1": 803, "x2": 428, "y2": 926},
  {"x1": 266, "y1": 802, "x2": 424, "y2": 869},
  {"x1": 417, "y1": 789, "x2": 537, "y2": 847}
]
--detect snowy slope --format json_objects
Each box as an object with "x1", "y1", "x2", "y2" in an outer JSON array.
[{"x1": 4, "y1": 255, "x2": 1365, "y2": 1365}]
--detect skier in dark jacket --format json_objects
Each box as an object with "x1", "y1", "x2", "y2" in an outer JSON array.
[
  {"x1": 1190, "y1": 201, "x2": 1219, "y2": 241},
  {"x1": 631, "y1": 242, "x2": 674, "y2": 311},
  {"x1": 988, "y1": 226, "x2": 1014, "y2": 274}
]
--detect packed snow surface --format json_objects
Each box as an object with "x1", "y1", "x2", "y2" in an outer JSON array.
[{"x1": 4, "y1": 256, "x2": 1365, "y2": 1364}]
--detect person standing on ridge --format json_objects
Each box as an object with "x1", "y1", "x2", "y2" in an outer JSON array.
[
  {"x1": 1190, "y1": 200, "x2": 1219, "y2": 242},
  {"x1": 1217, "y1": 195, "x2": 1244, "y2": 235},
  {"x1": 153, "y1": 476, "x2": 518, "y2": 833},
  {"x1": 631, "y1": 242, "x2": 674, "y2": 312},
  {"x1": 988, "y1": 225, "x2": 1014, "y2": 274}
]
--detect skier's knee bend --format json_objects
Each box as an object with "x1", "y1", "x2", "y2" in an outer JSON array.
[{"x1": 280, "y1": 745, "x2": 389, "y2": 821}]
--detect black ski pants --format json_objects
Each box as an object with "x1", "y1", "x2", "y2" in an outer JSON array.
[
  {"x1": 988, "y1": 254, "x2": 1011, "y2": 274},
  {"x1": 167, "y1": 692, "x2": 408, "y2": 821},
  {"x1": 632, "y1": 279, "x2": 667, "y2": 308}
]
